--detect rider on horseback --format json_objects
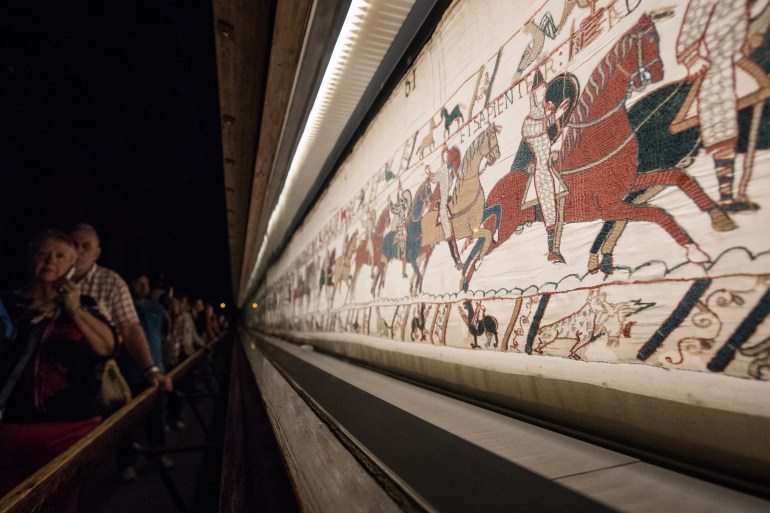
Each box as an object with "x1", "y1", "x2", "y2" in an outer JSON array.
[
  {"x1": 522, "y1": 70, "x2": 571, "y2": 263},
  {"x1": 427, "y1": 145, "x2": 463, "y2": 270},
  {"x1": 389, "y1": 181, "x2": 410, "y2": 278},
  {"x1": 676, "y1": 0, "x2": 757, "y2": 212}
]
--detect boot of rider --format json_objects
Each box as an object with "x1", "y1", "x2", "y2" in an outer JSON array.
[
  {"x1": 546, "y1": 226, "x2": 565, "y2": 263},
  {"x1": 447, "y1": 237, "x2": 463, "y2": 270},
  {"x1": 714, "y1": 154, "x2": 757, "y2": 212},
  {"x1": 547, "y1": 197, "x2": 566, "y2": 263}
]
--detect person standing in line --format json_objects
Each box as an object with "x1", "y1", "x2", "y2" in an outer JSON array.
[
  {"x1": 116, "y1": 273, "x2": 173, "y2": 482},
  {"x1": 166, "y1": 295, "x2": 203, "y2": 430},
  {"x1": 0, "y1": 230, "x2": 116, "y2": 512},
  {"x1": 68, "y1": 224, "x2": 172, "y2": 393},
  {"x1": 204, "y1": 304, "x2": 221, "y2": 343},
  {"x1": 191, "y1": 298, "x2": 207, "y2": 339}
]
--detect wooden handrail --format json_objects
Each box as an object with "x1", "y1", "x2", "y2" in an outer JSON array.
[{"x1": 0, "y1": 336, "x2": 225, "y2": 513}]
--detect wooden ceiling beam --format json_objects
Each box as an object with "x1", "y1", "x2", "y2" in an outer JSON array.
[
  {"x1": 238, "y1": 0, "x2": 314, "y2": 299},
  {"x1": 212, "y1": 0, "x2": 275, "y2": 297}
]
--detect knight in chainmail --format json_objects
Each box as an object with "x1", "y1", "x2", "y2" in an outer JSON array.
[
  {"x1": 390, "y1": 184, "x2": 409, "y2": 277},
  {"x1": 522, "y1": 70, "x2": 571, "y2": 263},
  {"x1": 676, "y1": 0, "x2": 755, "y2": 211}
]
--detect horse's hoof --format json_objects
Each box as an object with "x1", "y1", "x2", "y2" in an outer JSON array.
[
  {"x1": 684, "y1": 243, "x2": 711, "y2": 264},
  {"x1": 709, "y1": 209, "x2": 737, "y2": 231},
  {"x1": 587, "y1": 253, "x2": 600, "y2": 274},
  {"x1": 548, "y1": 252, "x2": 566, "y2": 264},
  {"x1": 720, "y1": 198, "x2": 760, "y2": 213},
  {"x1": 600, "y1": 253, "x2": 614, "y2": 275}
]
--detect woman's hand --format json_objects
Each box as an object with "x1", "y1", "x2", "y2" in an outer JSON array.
[
  {"x1": 56, "y1": 279, "x2": 115, "y2": 356},
  {"x1": 56, "y1": 276, "x2": 82, "y2": 314}
]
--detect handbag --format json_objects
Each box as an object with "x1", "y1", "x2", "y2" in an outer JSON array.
[{"x1": 99, "y1": 358, "x2": 132, "y2": 413}]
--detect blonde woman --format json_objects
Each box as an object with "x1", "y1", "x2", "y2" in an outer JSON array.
[{"x1": 0, "y1": 230, "x2": 115, "y2": 511}]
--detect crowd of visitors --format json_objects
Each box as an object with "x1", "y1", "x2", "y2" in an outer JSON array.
[{"x1": 0, "y1": 224, "x2": 228, "y2": 509}]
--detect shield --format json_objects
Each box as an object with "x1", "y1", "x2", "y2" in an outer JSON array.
[{"x1": 546, "y1": 72, "x2": 580, "y2": 141}]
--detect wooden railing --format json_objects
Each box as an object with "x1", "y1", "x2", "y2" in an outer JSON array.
[{"x1": 0, "y1": 336, "x2": 225, "y2": 513}]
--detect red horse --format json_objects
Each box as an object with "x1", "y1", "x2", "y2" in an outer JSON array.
[
  {"x1": 470, "y1": 14, "x2": 732, "y2": 288},
  {"x1": 350, "y1": 236, "x2": 372, "y2": 301}
]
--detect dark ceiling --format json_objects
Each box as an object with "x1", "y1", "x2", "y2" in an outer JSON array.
[{"x1": 0, "y1": 0, "x2": 232, "y2": 303}]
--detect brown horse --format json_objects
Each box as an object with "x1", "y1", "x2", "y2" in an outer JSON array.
[
  {"x1": 330, "y1": 231, "x2": 358, "y2": 306},
  {"x1": 470, "y1": 15, "x2": 729, "y2": 289},
  {"x1": 348, "y1": 208, "x2": 376, "y2": 300},
  {"x1": 370, "y1": 206, "x2": 391, "y2": 296},
  {"x1": 420, "y1": 123, "x2": 502, "y2": 289}
]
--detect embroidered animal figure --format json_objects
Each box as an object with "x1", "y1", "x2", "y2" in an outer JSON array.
[
  {"x1": 330, "y1": 231, "x2": 358, "y2": 305},
  {"x1": 410, "y1": 303, "x2": 432, "y2": 341},
  {"x1": 457, "y1": 300, "x2": 499, "y2": 348},
  {"x1": 382, "y1": 160, "x2": 396, "y2": 182},
  {"x1": 416, "y1": 117, "x2": 437, "y2": 159},
  {"x1": 440, "y1": 104, "x2": 464, "y2": 138},
  {"x1": 535, "y1": 289, "x2": 653, "y2": 359}
]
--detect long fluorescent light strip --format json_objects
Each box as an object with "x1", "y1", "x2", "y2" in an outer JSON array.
[{"x1": 253, "y1": 0, "x2": 372, "y2": 285}]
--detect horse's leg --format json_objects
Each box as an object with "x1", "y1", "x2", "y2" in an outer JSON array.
[
  {"x1": 483, "y1": 203, "x2": 502, "y2": 242},
  {"x1": 371, "y1": 267, "x2": 381, "y2": 297},
  {"x1": 418, "y1": 246, "x2": 432, "y2": 293},
  {"x1": 588, "y1": 221, "x2": 616, "y2": 274},
  {"x1": 410, "y1": 258, "x2": 422, "y2": 296},
  {"x1": 588, "y1": 186, "x2": 666, "y2": 274},
  {"x1": 380, "y1": 258, "x2": 389, "y2": 293},
  {"x1": 460, "y1": 238, "x2": 485, "y2": 291},
  {"x1": 601, "y1": 201, "x2": 711, "y2": 263},
  {"x1": 633, "y1": 170, "x2": 736, "y2": 231},
  {"x1": 349, "y1": 265, "x2": 361, "y2": 301}
]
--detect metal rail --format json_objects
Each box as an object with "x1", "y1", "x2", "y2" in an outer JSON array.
[{"x1": 0, "y1": 336, "x2": 228, "y2": 513}]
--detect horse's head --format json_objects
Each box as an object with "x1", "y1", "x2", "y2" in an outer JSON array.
[
  {"x1": 481, "y1": 123, "x2": 502, "y2": 166},
  {"x1": 587, "y1": 289, "x2": 608, "y2": 312},
  {"x1": 623, "y1": 14, "x2": 663, "y2": 91}
]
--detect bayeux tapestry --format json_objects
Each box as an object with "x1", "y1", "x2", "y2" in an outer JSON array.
[{"x1": 253, "y1": 0, "x2": 770, "y2": 447}]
